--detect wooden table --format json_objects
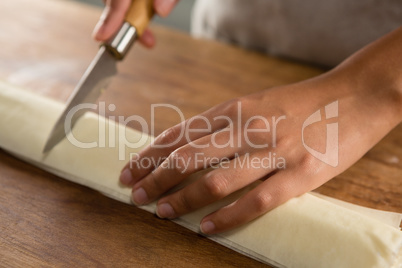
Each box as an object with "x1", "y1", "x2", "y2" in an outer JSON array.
[{"x1": 0, "y1": 0, "x2": 400, "y2": 267}]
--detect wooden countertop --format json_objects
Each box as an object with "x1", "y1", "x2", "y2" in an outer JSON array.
[{"x1": 0, "y1": 0, "x2": 400, "y2": 267}]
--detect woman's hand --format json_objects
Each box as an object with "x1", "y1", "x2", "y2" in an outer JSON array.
[
  {"x1": 119, "y1": 28, "x2": 402, "y2": 234},
  {"x1": 93, "y1": 0, "x2": 179, "y2": 48}
]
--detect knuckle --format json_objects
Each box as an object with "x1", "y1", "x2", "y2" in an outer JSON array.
[
  {"x1": 274, "y1": 135, "x2": 298, "y2": 158},
  {"x1": 247, "y1": 119, "x2": 268, "y2": 130},
  {"x1": 222, "y1": 98, "x2": 242, "y2": 117},
  {"x1": 177, "y1": 191, "x2": 194, "y2": 212},
  {"x1": 203, "y1": 172, "x2": 229, "y2": 199},
  {"x1": 298, "y1": 153, "x2": 319, "y2": 175},
  {"x1": 148, "y1": 171, "x2": 163, "y2": 192},
  {"x1": 243, "y1": 120, "x2": 270, "y2": 146},
  {"x1": 155, "y1": 126, "x2": 182, "y2": 147},
  {"x1": 253, "y1": 192, "x2": 272, "y2": 214},
  {"x1": 275, "y1": 135, "x2": 293, "y2": 149},
  {"x1": 169, "y1": 148, "x2": 193, "y2": 174}
]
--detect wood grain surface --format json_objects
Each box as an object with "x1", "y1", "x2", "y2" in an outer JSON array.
[{"x1": 0, "y1": 0, "x2": 400, "y2": 267}]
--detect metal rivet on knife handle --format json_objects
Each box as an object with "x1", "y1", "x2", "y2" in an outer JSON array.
[{"x1": 105, "y1": 0, "x2": 155, "y2": 60}]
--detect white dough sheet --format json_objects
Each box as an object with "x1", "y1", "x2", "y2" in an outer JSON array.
[{"x1": 0, "y1": 81, "x2": 401, "y2": 268}]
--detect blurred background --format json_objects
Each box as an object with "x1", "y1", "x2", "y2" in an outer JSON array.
[{"x1": 74, "y1": 0, "x2": 196, "y2": 32}]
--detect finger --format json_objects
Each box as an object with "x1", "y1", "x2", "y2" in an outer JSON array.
[
  {"x1": 156, "y1": 151, "x2": 277, "y2": 219},
  {"x1": 138, "y1": 28, "x2": 156, "y2": 48},
  {"x1": 131, "y1": 129, "x2": 242, "y2": 206},
  {"x1": 154, "y1": 0, "x2": 179, "y2": 17},
  {"x1": 120, "y1": 110, "x2": 230, "y2": 186},
  {"x1": 199, "y1": 169, "x2": 313, "y2": 234},
  {"x1": 93, "y1": 0, "x2": 131, "y2": 41}
]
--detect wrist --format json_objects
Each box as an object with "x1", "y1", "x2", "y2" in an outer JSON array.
[{"x1": 333, "y1": 27, "x2": 402, "y2": 124}]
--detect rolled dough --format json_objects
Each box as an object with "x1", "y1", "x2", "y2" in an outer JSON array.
[{"x1": 0, "y1": 81, "x2": 401, "y2": 268}]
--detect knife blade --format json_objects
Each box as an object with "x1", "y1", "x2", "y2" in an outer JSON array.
[
  {"x1": 43, "y1": 0, "x2": 154, "y2": 153},
  {"x1": 43, "y1": 46, "x2": 116, "y2": 153}
]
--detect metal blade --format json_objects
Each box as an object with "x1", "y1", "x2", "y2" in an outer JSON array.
[{"x1": 43, "y1": 46, "x2": 117, "y2": 153}]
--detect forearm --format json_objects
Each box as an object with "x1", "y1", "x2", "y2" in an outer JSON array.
[
  {"x1": 334, "y1": 26, "x2": 402, "y2": 122},
  {"x1": 288, "y1": 28, "x2": 402, "y2": 172}
]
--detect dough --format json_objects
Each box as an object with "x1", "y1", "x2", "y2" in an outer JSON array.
[{"x1": 0, "y1": 81, "x2": 401, "y2": 268}]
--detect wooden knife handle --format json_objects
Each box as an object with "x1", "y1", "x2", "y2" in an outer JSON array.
[{"x1": 125, "y1": 0, "x2": 155, "y2": 36}]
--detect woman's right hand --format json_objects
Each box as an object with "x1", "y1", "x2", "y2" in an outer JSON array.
[{"x1": 93, "y1": 0, "x2": 179, "y2": 48}]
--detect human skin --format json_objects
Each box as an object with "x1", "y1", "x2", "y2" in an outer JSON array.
[
  {"x1": 93, "y1": 0, "x2": 179, "y2": 47},
  {"x1": 94, "y1": 1, "x2": 402, "y2": 234}
]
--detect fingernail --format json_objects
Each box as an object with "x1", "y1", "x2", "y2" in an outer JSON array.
[
  {"x1": 156, "y1": 203, "x2": 175, "y2": 219},
  {"x1": 200, "y1": 221, "x2": 215, "y2": 234},
  {"x1": 132, "y1": 188, "x2": 148, "y2": 205},
  {"x1": 155, "y1": 0, "x2": 175, "y2": 17},
  {"x1": 120, "y1": 168, "x2": 133, "y2": 185}
]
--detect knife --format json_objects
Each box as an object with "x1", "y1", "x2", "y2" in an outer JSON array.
[{"x1": 43, "y1": 0, "x2": 154, "y2": 153}]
